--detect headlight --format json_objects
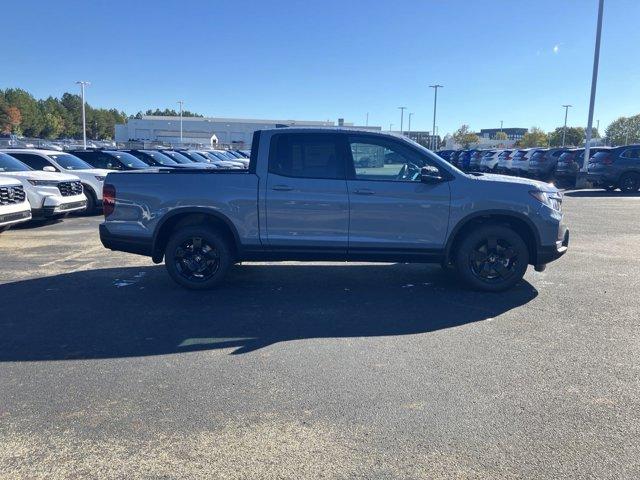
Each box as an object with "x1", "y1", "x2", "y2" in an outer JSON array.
[
  {"x1": 27, "y1": 179, "x2": 59, "y2": 187},
  {"x1": 530, "y1": 190, "x2": 562, "y2": 211},
  {"x1": 95, "y1": 176, "x2": 106, "y2": 182}
]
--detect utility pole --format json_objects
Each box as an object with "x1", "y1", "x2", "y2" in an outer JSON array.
[
  {"x1": 366, "y1": 112, "x2": 369, "y2": 126},
  {"x1": 408, "y1": 112, "x2": 414, "y2": 136},
  {"x1": 389, "y1": 123, "x2": 394, "y2": 132},
  {"x1": 579, "y1": 0, "x2": 604, "y2": 183},
  {"x1": 500, "y1": 120, "x2": 503, "y2": 133},
  {"x1": 429, "y1": 84, "x2": 443, "y2": 150},
  {"x1": 398, "y1": 107, "x2": 406, "y2": 135},
  {"x1": 561, "y1": 104, "x2": 572, "y2": 146},
  {"x1": 75, "y1": 81, "x2": 90, "y2": 149},
  {"x1": 177, "y1": 100, "x2": 184, "y2": 144}
]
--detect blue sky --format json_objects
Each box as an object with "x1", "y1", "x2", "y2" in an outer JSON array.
[{"x1": 3, "y1": 0, "x2": 639, "y2": 135}]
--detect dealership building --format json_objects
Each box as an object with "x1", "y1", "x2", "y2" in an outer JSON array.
[{"x1": 114, "y1": 116, "x2": 378, "y2": 147}]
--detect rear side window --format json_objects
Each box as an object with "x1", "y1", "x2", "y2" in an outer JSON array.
[
  {"x1": 621, "y1": 149, "x2": 640, "y2": 159},
  {"x1": 269, "y1": 133, "x2": 346, "y2": 180}
]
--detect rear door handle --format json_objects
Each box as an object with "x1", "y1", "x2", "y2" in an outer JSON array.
[
  {"x1": 354, "y1": 188, "x2": 375, "y2": 195},
  {"x1": 272, "y1": 185, "x2": 293, "y2": 191}
]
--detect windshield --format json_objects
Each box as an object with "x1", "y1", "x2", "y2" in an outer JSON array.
[
  {"x1": 0, "y1": 152, "x2": 32, "y2": 172},
  {"x1": 184, "y1": 151, "x2": 208, "y2": 162},
  {"x1": 160, "y1": 151, "x2": 193, "y2": 164},
  {"x1": 105, "y1": 151, "x2": 149, "y2": 168},
  {"x1": 50, "y1": 153, "x2": 93, "y2": 170},
  {"x1": 140, "y1": 150, "x2": 178, "y2": 166}
]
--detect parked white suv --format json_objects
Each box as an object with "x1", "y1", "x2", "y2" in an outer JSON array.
[
  {"x1": 1, "y1": 149, "x2": 110, "y2": 213},
  {"x1": 0, "y1": 152, "x2": 86, "y2": 218},
  {"x1": 0, "y1": 175, "x2": 31, "y2": 232}
]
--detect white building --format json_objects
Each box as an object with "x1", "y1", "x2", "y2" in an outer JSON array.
[{"x1": 115, "y1": 116, "x2": 350, "y2": 147}]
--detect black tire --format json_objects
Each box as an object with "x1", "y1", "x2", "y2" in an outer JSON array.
[
  {"x1": 455, "y1": 224, "x2": 529, "y2": 292},
  {"x1": 83, "y1": 186, "x2": 96, "y2": 214},
  {"x1": 618, "y1": 173, "x2": 640, "y2": 193},
  {"x1": 604, "y1": 185, "x2": 616, "y2": 192},
  {"x1": 164, "y1": 225, "x2": 232, "y2": 290}
]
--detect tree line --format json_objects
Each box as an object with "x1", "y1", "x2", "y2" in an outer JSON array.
[
  {"x1": 452, "y1": 116, "x2": 640, "y2": 149},
  {"x1": 0, "y1": 88, "x2": 203, "y2": 140}
]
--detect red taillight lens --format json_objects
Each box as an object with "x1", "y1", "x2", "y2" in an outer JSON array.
[
  {"x1": 601, "y1": 154, "x2": 613, "y2": 165},
  {"x1": 103, "y1": 183, "x2": 116, "y2": 217}
]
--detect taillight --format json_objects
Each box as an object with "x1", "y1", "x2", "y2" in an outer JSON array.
[{"x1": 103, "y1": 183, "x2": 116, "y2": 217}]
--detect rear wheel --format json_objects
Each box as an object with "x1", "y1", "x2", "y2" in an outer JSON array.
[
  {"x1": 455, "y1": 225, "x2": 529, "y2": 292},
  {"x1": 164, "y1": 226, "x2": 232, "y2": 290},
  {"x1": 619, "y1": 173, "x2": 640, "y2": 193}
]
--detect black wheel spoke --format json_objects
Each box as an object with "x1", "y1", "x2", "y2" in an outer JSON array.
[
  {"x1": 502, "y1": 248, "x2": 516, "y2": 259},
  {"x1": 494, "y1": 262, "x2": 510, "y2": 278},
  {"x1": 471, "y1": 250, "x2": 488, "y2": 262},
  {"x1": 487, "y1": 237, "x2": 498, "y2": 251},
  {"x1": 192, "y1": 237, "x2": 202, "y2": 249}
]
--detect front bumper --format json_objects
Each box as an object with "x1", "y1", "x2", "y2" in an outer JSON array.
[
  {"x1": 537, "y1": 227, "x2": 569, "y2": 265},
  {"x1": 35, "y1": 200, "x2": 87, "y2": 217},
  {"x1": 0, "y1": 208, "x2": 32, "y2": 227}
]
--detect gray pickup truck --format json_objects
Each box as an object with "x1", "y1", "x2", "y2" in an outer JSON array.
[{"x1": 100, "y1": 128, "x2": 569, "y2": 291}]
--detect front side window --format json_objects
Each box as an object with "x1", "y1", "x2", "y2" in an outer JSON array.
[
  {"x1": 9, "y1": 153, "x2": 52, "y2": 171},
  {"x1": 269, "y1": 133, "x2": 346, "y2": 180},
  {"x1": 348, "y1": 135, "x2": 430, "y2": 182}
]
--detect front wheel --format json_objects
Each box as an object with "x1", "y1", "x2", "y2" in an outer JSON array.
[
  {"x1": 455, "y1": 225, "x2": 529, "y2": 292},
  {"x1": 164, "y1": 226, "x2": 232, "y2": 290}
]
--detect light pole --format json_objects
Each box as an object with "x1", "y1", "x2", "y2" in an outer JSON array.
[
  {"x1": 366, "y1": 112, "x2": 369, "y2": 126},
  {"x1": 75, "y1": 81, "x2": 90, "y2": 149},
  {"x1": 389, "y1": 123, "x2": 394, "y2": 132},
  {"x1": 408, "y1": 112, "x2": 414, "y2": 136},
  {"x1": 429, "y1": 84, "x2": 443, "y2": 150},
  {"x1": 177, "y1": 100, "x2": 184, "y2": 144},
  {"x1": 398, "y1": 107, "x2": 406, "y2": 135},
  {"x1": 561, "y1": 104, "x2": 572, "y2": 147},
  {"x1": 500, "y1": 120, "x2": 503, "y2": 133}
]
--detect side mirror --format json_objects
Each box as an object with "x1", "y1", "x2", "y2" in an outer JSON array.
[
  {"x1": 420, "y1": 166, "x2": 444, "y2": 183},
  {"x1": 43, "y1": 166, "x2": 56, "y2": 172}
]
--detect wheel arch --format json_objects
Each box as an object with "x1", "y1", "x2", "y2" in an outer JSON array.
[
  {"x1": 445, "y1": 210, "x2": 541, "y2": 266},
  {"x1": 151, "y1": 207, "x2": 241, "y2": 263}
]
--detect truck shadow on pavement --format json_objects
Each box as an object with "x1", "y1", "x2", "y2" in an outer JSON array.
[{"x1": 0, "y1": 263, "x2": 538, "y2": 360}]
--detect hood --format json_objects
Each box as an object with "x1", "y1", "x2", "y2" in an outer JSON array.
[
  {"x1": 0, "y1": 170, "x2": 81, "y2": 182},
  {"x1": 0, "y1": 175, "x2": 22, "y2": 187},
  {"x1": 62, "y1": 168, "x2": 112, "y2": 178},
  {"x1": 468, "y1": 172, "x2": 559, "y2": 192}
]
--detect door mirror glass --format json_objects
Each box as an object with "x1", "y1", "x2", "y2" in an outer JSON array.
[
  {"x1": 43, "y1": 165, "x2": 56, "y2": 172},
  {"x1": 420, "y1": 166, "x2": 444, "y2": 183}
]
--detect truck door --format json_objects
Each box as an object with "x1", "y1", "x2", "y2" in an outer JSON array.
[
  {"x1": 345, "y1": 134, "x2": 451, "y2": 253},
  {"x1": 265, "y1": 132, "x2": 349, "y2": 251}
]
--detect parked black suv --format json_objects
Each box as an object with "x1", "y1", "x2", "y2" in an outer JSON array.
[
  {"x1": 555, "y1": 147, "x2": 610, "y2": 187},
  {"x1": 70, "y1": 150, "x2": 151, "y2": 171},
  {"x1": 588, "y1": 145, "x2": 640, "y2": 192}
]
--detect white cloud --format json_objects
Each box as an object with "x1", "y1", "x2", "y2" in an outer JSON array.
[{"x1": 553, "y1": 44, "x2": 560, "y2": 54}]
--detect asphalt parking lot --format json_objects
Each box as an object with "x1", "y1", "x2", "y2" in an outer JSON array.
[{"x1": 0, "y1": 190, "x2": 639, "y2": 479}]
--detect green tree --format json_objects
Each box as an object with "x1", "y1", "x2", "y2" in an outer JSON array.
[
  {"x1": 519, "y1": 127, "x2": 548, "y2": 147},
  {"x1": 3, "y1": 88, "x2": 43, "y2": 137},
  {"x1": 605, "y1": 114, "x2": 640, "y2": 145},
  {"x1": 453, "y1": 124, "x2": 480, "y2": 148},
  {"x1": 548, "y1": 126, "x2": 585, "y2": 147},
  {"x1": 495, "y1": 131, "x2": 508, "y2": 141},
  {"x1": 144, "y1": 108, "x2": 203, "y2": 117}
]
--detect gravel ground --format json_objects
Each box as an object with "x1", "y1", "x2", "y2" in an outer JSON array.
[{"x1": 0, "y1": 190, "x2": 638, "y2": 479}]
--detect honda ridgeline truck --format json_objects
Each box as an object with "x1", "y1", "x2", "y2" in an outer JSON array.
[{"x1": 100, "y1": 129, "x2": 569, "y2": 291}]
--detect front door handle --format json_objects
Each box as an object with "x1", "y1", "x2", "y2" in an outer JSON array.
[
  {"x1": 272, "y1": 185, "x2": 293, "y2": 191},
  {"x1": 354, "y1": 188, "x2": 375, "y2": 195}
]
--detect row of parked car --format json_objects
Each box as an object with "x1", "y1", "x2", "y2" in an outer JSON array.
[
  {"x1": 0, "y1": 147, "x2": 250, "y2": 232},
  {"x1": 436, "y1": 145, "x2": 640, "y2": 192}
]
